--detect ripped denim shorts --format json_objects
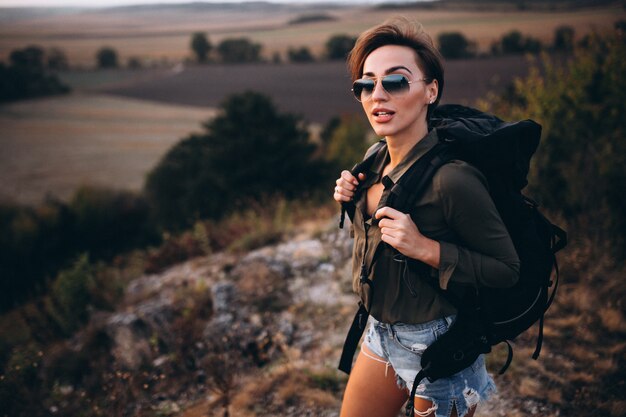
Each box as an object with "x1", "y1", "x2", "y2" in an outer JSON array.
[{"x1": 362, "y1": 315, "x2": 496, "y2": 417}]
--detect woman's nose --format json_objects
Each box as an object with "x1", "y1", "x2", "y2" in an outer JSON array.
[{"x1": 371, "y1": 80, "x2": 389, "y2": 101}]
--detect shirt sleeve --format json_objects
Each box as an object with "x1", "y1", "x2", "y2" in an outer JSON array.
[{"x1": 434, "y1": 161, "x2": 520, "y2": 289}]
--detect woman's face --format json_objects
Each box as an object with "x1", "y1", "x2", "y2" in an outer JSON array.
[{"x1": 359, "y1": 44, "x2": 438, "y2": 140}]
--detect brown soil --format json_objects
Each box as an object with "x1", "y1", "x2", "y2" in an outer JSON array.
[{"x1": 100, "y1": 56, "x2": 532, "y2": 124}]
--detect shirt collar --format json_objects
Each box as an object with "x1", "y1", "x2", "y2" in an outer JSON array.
[{"x1": 368, "y1": 129, "x2": 440, "y2": 186}]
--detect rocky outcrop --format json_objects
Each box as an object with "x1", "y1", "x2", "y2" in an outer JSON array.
[{"x1": 63, "y1": 218, "x2": 356, "y2": 417}]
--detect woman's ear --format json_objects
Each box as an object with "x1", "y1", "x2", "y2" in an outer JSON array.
[{"x1": 428, "y1": 79, "x2": 439, "y2": 104}]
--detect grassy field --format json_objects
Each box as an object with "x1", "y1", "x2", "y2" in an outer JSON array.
[
  {"x1": 0, "y1": 93, "x2": 213, "y2": 205},
  {"x1": 0, "y1": 3, "x2": 622, "y2": 66}
]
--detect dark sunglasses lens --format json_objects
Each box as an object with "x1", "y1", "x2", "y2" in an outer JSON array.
[
  {"x1": 353, "y1": 79, "x2": 374, "y2": 100},
  {"x1": 382, "y1": 74, "x2": 409, "y2": 94}
]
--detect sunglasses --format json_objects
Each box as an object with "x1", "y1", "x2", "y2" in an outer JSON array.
[{"x1": 351, "y1": 74, "x2": 431, "y2": 102}]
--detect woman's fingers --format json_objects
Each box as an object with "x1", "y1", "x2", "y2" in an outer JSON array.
[{"x1": 333, "y1": 170, "x2": 365, "y2": 203}]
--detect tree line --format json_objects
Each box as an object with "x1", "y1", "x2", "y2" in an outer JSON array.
[
  {"x1": 189, "y1": 32, "x2": 357, "y2": 64},
  {"x1": 3, "y1": 22, "x2": 609, "y2": 103},
  {"x1": 438, "y1": 25, "x2": 581, "y2": 59}
]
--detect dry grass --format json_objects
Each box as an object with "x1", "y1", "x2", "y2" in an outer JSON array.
[
  {"x1": 485, "y1": 233, "x2": 626, "y2": 416},
  {"x1": 0, "y1": 93, "x2": 213, "y2": 205},
  {"x1": 229, "y1": 364, "x2": 341, "y2": 416}
]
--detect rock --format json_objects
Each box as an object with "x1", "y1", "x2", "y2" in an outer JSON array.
[
  {"x1": 211, "y1": 281, "x2": 236, "y2": 316},
  {"x1": 105, "y1": 312, "x2": 153, "y2": 370}
]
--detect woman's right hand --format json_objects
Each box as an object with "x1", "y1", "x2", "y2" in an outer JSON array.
[{"x1": 333, "y1": 171, "x2": 366, "y2": 203}]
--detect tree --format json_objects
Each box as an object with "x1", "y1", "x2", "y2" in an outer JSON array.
[
  {"x1": 437, "y1": 32, "x2": 475, "y2": 59},
  {"x1": 145, "y1": 92, "x2": 328, "y2": 230},
  {"x1": 191, "y1": 32, "x2": 212, "y2": 63},
  {"x1": 500, "y1": 30, "x2": 525, "y2": 54},
  {"x1": 96, "y1": 47, "x2": 118, "y2": 68},
  {"x1": 287, "y1": 46, "x2": 315, "y2": 63},
  {"x1": 325, "y1": 34, "x2": 356, "y2": 60},
  {"x1": 1, "y1": 46, "x2": 69, "y2": 103},
  {"x1": 10, "y1": 45, "x2": 45, "y2": 70},
  {"x1": 553, "y1": 25, "x2": 575, "y2": 52},
  {"x1": 492, "y1": 30, "x2": 542, "y2": 55},
  {"x1": 217, "y1": 38, "x2": 262, "y2": 63},
  {"x1": 46, "y1": 48, "x2": 69, "y2": 71}
]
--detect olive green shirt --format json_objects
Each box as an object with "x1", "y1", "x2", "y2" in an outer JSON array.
[{"x1": 351, "y1": 129, "x2": 520, "y2": 324}]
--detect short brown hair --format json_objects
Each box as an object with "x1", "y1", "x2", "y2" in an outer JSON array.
[{"x1": 347, "y1": 17, "x2": 444, "y2": 114}]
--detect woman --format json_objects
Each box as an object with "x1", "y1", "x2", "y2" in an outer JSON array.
[{"x1": 333, "y1": 18, "x2": 520, "y2": 417}]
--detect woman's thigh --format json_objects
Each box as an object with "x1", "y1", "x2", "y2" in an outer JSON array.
[{"x1": 340, "y1": 345, "x2": 408, "y2": 417}]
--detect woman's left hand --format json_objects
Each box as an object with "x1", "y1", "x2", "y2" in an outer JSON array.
[{"x1": 375, "y1": 206, "x2": 440, "y2": 267}]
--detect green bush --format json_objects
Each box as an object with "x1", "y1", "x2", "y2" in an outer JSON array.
[
  {"x1": 69, "y1": 186, "x2": 159, "y2": 260},
  {"x1": 0, "y1": 188, "x2": 159, "y2": 312},
  {"x1": 145, "y1": 91, "x2": 329, "y2": 230},
  {"x1": 49, "y1": 254, "x2": 95, "y2": 334},
  {"x1": 480, "y1": 29, "x2": 626, "y2": 255},
  {"x1": 325, "y1": 114, "x2": 372, "y2": 171}
]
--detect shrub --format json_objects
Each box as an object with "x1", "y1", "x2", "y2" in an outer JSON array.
[
  {"x1": 217, "y1": 38, "x2": 262, "y2": 63},
  {"x1": 480, "y1": 29, "x2": 626, "y2": 255},
  {"x1": 437, "y1": 32, "x2": 475, "y2": 59},
  {"x1": 145, "y1": 91, "x2": 329, "y2": 230},
  {"x1": 0, "y1": 343, "x2": 45, "y2": 417},
  {"x1": 69, "y1": 186, "x2": 159, "y2": 260},
  {"x1": 49, "y1": 254, "x2": 95, "y2": 335},
  {"x1": 0, "y1": 188, "x2": 159, "y2": 312},
  {"x1": 491, "y1": 30, "x2": 543, "y2": 55},
  {"x1": 325, "y1": 114, "x2": 372, "y2": 171},
  {"x1": 288, "y1": 46, "x2": 315, "y2": 63}
]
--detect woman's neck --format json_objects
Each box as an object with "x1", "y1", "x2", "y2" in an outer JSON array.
[{"x1": 385, "y1": 122, "x2": 429, "y2": 169}]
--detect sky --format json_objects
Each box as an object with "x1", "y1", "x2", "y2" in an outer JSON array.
[{"x1": 0, "y1": 0, "x2": 414, "y2": 7}]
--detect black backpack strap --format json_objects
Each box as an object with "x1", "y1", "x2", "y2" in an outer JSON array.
[
  {"x1": 383, "y1": 139, "x2": 470, "y2": 309},
  {"x1": 338, "y1": 303, "x2": 369, "y2": 374},
  {"x1": 405, "y1": 368, "x2": 429, "y2": 416},
  {"x1": 384, "y1": 141, "x2": 452, "y2": 212},
  {"x1": 339, "y1": 140, "x2": 387, "y2": 229},
  {"x1": 533, "y1": 246, "x2": 562, "y2": 360},
  {"x1": 551, "y1": 224, "x2": 568, "y2": 253},
  {"x1": 498, "y1": 340, "x2": 514, "y2": 374}
]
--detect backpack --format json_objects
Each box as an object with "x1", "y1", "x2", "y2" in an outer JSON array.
[{"x1": 337, "y1": 104, "x2": 567, "y2": 416}]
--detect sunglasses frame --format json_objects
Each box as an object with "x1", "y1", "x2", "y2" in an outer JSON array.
[{"x1": 351, "y1": 74, "x2": 431, "y2": 102}]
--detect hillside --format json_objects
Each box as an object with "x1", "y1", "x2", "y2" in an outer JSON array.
[{"x1": 0, "y1": 214, "x2": 562, "y2": 416}]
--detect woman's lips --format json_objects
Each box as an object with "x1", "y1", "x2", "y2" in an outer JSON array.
[{"x1": 372, "y1": 109, "x2": 395, "y2": 123}]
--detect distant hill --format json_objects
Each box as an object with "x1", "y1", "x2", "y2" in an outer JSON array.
[{"x1": 0, "y1": 7, "x2": 85, "y2": 23}]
